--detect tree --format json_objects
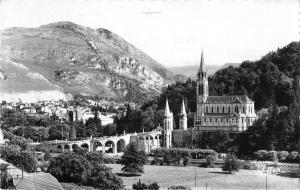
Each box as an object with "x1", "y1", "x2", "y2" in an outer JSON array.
[
  {"x1": 222, "y1": 154, "x2": 240, "y2": 174},
  {"x1": 48, "y1": 151, "x2": 123, "y2": 190},
  {"x1": 69, "y1": 125, "x2": 76, "y2": 140},
  {"x1": 120, "y1": 143, "x2": 147, "y2": 176},
  {"x1": 48, "y1": 124, "x2": 64, "y2": 140},
  {"x1": 48, "y1": 153, "x2": 92, "y2": 183},
  {"x1": 0, "y1": 145, "x2": 36, "y2": 172},
  {"x1": 140, "y1": 107, "x2": 155, "y2": 132},
  {"x1": 85, "y1": 118, "x2": 102, "y2": 137},
  {"x1": 15, "y1": 126, "x2": 49, "y2": 142},
  {"x1": 103, "y1": 123, "x2": 117, "y2": 136},
  {"x1": 44, "y1": 151, "x2": 51, "y2": 161},
  {"x1": 88, "y1": 163, "x2": 123, "y2": 190},
  {"x1": 4, "y1": 131, "x2": 32, "y2": 151}
]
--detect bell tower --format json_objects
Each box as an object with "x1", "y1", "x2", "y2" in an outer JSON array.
[
  {"x1": 196, "y1": 50, "x2": 209, "y2": 104},
  {"x1": 163, "y1": 97, "x2": 173, "y2": 148}
]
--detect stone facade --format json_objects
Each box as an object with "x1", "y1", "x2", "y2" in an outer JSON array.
[{"x1": 194, "y1": 51, "x2": 257, "y2": 132}]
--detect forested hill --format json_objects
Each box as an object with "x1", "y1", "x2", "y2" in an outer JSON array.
[
  {"x1": 151, "y1": 41, "x2": 300, "y2": 113},
  {"x1": 209, "y1": 41, "x2": 300, "y2": 110},
  {"x1": 138, "y1": 41, "x2": 300, "y2": 153}
]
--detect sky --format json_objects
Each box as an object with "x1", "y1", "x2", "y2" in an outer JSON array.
[{"x1": 0, "y1": 0, "x2": 299, "y2": 67}]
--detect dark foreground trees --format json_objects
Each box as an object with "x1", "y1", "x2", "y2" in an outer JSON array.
[
  {"x1": 48, "y1": 150, "x2": 123, "y2": 190},
  {"x1": 0, "y1": 145, "x2": 36, "y2": 172},
  {"x1": 120, "y1": 143, "x2": 147, "y2": 176}
]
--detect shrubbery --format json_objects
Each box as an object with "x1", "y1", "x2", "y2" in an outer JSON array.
[
  {"x1": 277, "y1": 151, "x2": 289, "y2": 162},
  {"x1": 287, "y1": 151, "x2": 300, "y2": 163},
  {"x1": 206, "y1": 155, "x2": 215, "y2": 168},
  {"x1": 254, "y1": 150, "x2": 299, "y2": 163},
  {"x1": 151, "y1": 148, "x2": 216, "y2": 161},
  {"x1": 132, "y1": 179, "x2": 159, "y2": 190},
  {"x1": 222, "y1": 154, "x2": 240, "y2": 174},
  {"x1": 183, "y1": 157, "x2": 189, "y2": 166},
  {"x1": 150, "y1": 148, "x2": 216, "y2": 166},
  {"x1": 167, "y1": 185, "x2": 192, "y2": 190}
]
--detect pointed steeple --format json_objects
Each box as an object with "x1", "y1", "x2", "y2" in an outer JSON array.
[
  {"x1": 180, "y1": 98, "x2": 187, "y2": 116},
  {"x1": 164, "y1": 97, "x2": 171, "y2": 116},
  {"x1": 199, "y1": 50, "x2": 205, "y2": 73}
]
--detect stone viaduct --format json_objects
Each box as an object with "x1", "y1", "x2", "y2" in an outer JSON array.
[{"x1": 37, "y1": 130, "x2": 162, "y2": 154}]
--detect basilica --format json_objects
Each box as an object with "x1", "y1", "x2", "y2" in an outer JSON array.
[{"x1": 163, "y1": 51, "x2": 258, "y2": 148}]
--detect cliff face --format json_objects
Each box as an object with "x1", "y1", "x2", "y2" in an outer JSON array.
[{"x1": 0, "y1": 22, "x2": 174, "y2": 102}]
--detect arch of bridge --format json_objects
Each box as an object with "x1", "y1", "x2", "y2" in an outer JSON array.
[
  {"x1": 50, "y1": 139, "x2": 91, "y2": 151},
  {"x1": 91, "y1": 134, "x2": 131, "y2": 154}
]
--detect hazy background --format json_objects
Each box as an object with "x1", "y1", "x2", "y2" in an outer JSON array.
[{"x1": 0, "y1": 0, "x2": 299, "y2": 67}]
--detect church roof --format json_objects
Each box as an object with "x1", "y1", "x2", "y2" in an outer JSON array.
[{"x1": 205, "y1": 95, "x2": 253, "y2": 104}]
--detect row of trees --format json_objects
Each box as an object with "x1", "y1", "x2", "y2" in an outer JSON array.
[{"x1": 1, "y1": 107, "x2": 120, "y2": 142}]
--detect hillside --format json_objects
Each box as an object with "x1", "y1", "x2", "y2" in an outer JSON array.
[
  {"x1": 168, "y1": 63, "x2": 240, "y2": 78},
  {"x1": 0, "y1": 58, "x2": 66, "y2": 102},
  {"x1": 0, "y1": 21, "x2": 174, "y2": 102},
  {"x1": 141, "y1": 41, "x2": 300, "y2": 152}
]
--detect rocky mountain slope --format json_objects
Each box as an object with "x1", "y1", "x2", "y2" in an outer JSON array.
[{"x1": 0, "y1": 22, "x2": 174, "y2": 102}]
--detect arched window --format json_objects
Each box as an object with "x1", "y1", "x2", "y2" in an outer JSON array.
[
  {"x1": 199, "y1": 84, "x2": 203, "y2": 94},
  {"x1": 223, "y1": 107, "x2": 225, "y2": 113},
  {"x1": 235, "y1": 106, "x2": 239, "y2": 112},
  {"x1": 228, "y1": 106, "x2": 230, "y2": 113},
  {"x1": 211, "y1": 107, "x2": 214, "y2": 113},
  {"x1": 243, "y1": 106, "x2": 245, "y2": 113},
  {"x1": 217, "y1": 107, "x2": 219, "y2": 113},
  {"x1": 206, "y1": 106, "x2": 208, "y2": 113}
]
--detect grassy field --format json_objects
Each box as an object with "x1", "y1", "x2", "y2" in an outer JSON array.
[{"x1": 107, "y1": 164, "x2": 300, "y2": 190}]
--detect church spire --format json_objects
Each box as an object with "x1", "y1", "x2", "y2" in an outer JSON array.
[
  {"x1": 180, "y1": 98, "x2": 187, "y2": 116},
  {"x1": 164, "y1": 97, "x2": 172, "y2": 116},
  {"x1": 196, "y1": 49, "x2": 209, "y2": 103},
  {"x1": 199, "y1": 50, "x2": 205, "y2": 73},
  {"x1": 179, "y1": 97, "x2": 187, "y2": 130}
]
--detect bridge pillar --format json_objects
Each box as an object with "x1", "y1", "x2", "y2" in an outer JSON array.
[
  {"x1": 112, "y1": 141, "x2": 117, "y2": 154},
  {"x1": 102, "y1": 143, "x2": 106, "y2": 153}
]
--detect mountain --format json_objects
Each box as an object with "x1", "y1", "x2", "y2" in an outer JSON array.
[
  {"x1": 168, "y1": 63, "x2": 240, "y2": 79},
  {"x1": 0, "y1": 22, "x2": 174, "y2": 103}
]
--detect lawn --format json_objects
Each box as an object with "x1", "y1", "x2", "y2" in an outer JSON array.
[{"x1": 107, "y1": 164, "x2": 300, "y2": 190}]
